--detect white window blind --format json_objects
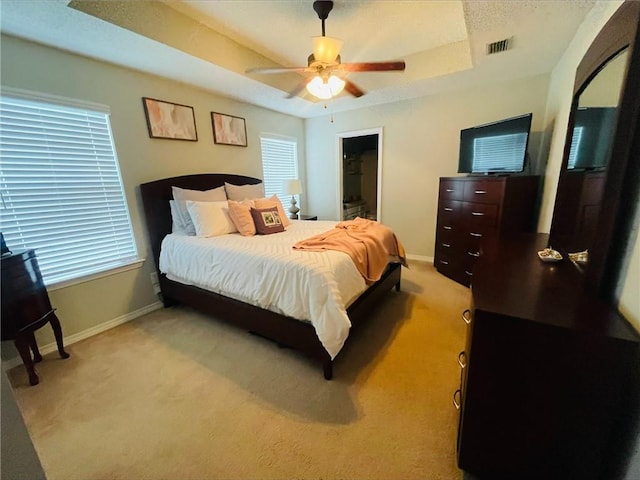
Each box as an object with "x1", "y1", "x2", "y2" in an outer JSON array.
[
  {"x1": 472, "y1": 132, "x2": 528, "y2": 172},
  {"x1": 0, "y1": 93, "x2": 138, "y2": 285},
  {"x1": 260, "y1": 135, "x2": 299, "y2": 201},
  {"x1": 567, "y1": 126, "x2": 584, "y2": 169}
]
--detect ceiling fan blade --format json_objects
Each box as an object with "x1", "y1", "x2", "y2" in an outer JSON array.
[
  {"x1": 343, "y1": 79, "x2": 365, "y2": 98},
  {"x1": 339, "y1": 61, "x2": 406, "y2": 72},
  {"x1": 246, "y1": 66, "x2": 310, "y2": 74},
  {"x1": 286, "y1": 77, "x2": 314, "y2": 99}
]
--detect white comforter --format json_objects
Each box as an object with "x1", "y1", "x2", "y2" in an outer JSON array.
[{"x1": 159, "y1": 220, "x2": 367, "y2": 359}]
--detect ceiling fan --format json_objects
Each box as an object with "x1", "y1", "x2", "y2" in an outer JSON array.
[{"x1": 245, "y1": 0, "x2": 406, "y2": 100}]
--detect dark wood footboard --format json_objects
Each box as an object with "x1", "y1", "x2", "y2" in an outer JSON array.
[{"x1": 139, "y1": 173, "x2": 401, "y2": 379}]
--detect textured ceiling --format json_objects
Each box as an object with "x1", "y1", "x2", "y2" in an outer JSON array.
[{"x1": 0, "y1": 0, "x2": 598, "y2": 118}]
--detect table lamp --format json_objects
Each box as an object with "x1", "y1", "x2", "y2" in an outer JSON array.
[{"x1": 285, "y1": 179, "x2": 302, "y2": 219}]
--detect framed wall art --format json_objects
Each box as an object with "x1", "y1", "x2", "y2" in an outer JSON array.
[
  {"x1": 142, "y1": 97, "x2": 198, "y2": 141},
  {"x1": 211, "y1": 112, "x2": 247, "y2": 147}
]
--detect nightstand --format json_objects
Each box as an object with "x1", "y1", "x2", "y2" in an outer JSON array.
[{"x1": 299, "y1": 215, "x2": 318, "y2": 221}]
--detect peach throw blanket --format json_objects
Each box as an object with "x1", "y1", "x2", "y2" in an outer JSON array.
[{"x1": 293, "y1": 217, "x2": 407, "y2": 283}]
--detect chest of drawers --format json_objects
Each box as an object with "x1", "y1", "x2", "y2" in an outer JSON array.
[{"x1": 434, "y1": 176, "x2": 540, "y2": 286}]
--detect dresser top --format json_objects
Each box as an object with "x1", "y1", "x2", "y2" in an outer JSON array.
[{"x1": 472, "y1": 233, "x2": 639, "y2": 342}]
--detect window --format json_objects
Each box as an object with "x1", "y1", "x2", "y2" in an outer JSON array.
[
  {"x1": 0, "y1": 90, "x2": 138, "y2": 286},
  {"x1": 260, "y1": 134, "x2": 298, "y2": 203}
]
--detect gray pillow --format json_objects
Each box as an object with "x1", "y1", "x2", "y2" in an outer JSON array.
[
  {"x1": 171, "y1": 185, "x2": 227, "y2": 235},
  {"x1": 224, "y1": 182, "x2": 265, "y2": 201}
]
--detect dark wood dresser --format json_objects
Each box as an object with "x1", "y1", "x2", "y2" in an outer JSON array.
[
  {"x1": 455, "y1": 233, "x2": 640, "y2": 479},
  {"x1": 1, "y1": 249, "x2": 69, "y2": 385},
  {"x1": 434, "y1": 175, "x2": 540, "y2": 286}
]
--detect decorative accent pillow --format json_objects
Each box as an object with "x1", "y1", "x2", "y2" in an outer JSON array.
[
  {"x1": 227, "y1": 199, "x2": 256, "y2": 236},
  {"x1": 224, "y1": 182, "x2": 265, "y2": 201},
  {"x1": 250, "y1": 207, "x2": 285, "y2": 235},
  {"x1": 172, "y1": 185, "x2": 227, "y2": 236},
  {"x1": 169, "y1": 200, "x2": 188, "y2": 235},
  {"x1": 185, "y1": 200, "x2": 237, "y2": 237},
  {"x1": 254, "y1": 194, "x2": 290, "y2": 227}
]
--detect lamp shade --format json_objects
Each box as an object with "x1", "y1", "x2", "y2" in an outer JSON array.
[
  {"x1": 306, "y1": 75, "x2": 345, "y2": 100},
  {"x1": 285, "y1": 179, "x2": 302, "y2": 195},
  {"x1": 312, "y1": 36, "x2": 343, "y2": 64}
]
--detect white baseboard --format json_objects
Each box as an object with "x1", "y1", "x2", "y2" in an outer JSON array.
[
  {"x1": 406, "y1": 253, "x2": 434, "y2": 264},
  {"x1": 2, "y1": 301, "x2": 164, "y2": 369}
]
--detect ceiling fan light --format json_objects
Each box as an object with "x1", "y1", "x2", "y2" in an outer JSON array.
[
  {"x1": 306, "y1": 74, "x2": 345, "y2": 100},
  {"x1": 312, "y1": 36, "x2": 343, "y2": 63}
]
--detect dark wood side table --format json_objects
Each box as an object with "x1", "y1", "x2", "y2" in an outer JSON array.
[
  {"x1": 1, "y1": 249, "x2": 70, "y2": 385},
  {"x1": 299, "y1": 215, "x2": 318, "y2": 221}
]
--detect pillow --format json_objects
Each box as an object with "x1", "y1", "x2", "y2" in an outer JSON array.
[
  {"x1": 250, "y1": 207, "x2": 285, "y2": 235},
  {"x1": 227, "y1": 199, "x2": 256, "y2": 236},
  {"x1": 254, "y1": 194, "x2": 290, "y2": 227},
  {"x1": 224, "y1": 182, "x2": 265, "y2": 201},
  {"x1": 169, "y1": 200, "x2": 188, "y2": 235},
  {"x1": 172, "y1": 185, "x2": 227, "y2": 236},
  {"x1": 185, "y1": 200, "x2": 237, "y2": 237}
]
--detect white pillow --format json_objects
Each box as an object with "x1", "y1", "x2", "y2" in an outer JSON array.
[
  {"x1": 185, "y1": 200, "x2": 238, "y2": 237},
  {"x1": 224, "y1": 182, "x2": 265, "y2": 201},
  {"x1": 172, "y1": 185, "x2": 227, "y2": 235},
  {"x1": 169, "y1": 200, "x2": 188, "y2": 235}
]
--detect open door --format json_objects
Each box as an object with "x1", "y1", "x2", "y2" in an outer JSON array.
[{"x1": 337, "y1": 128, "x2": 383, "y2": 221}]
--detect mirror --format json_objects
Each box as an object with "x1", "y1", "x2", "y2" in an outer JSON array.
[
  {"x1": 549, "y1": 0, "x2": 640, "y2": 299},
  {"x1": 549, "y1": 49, "x2": 629, "y2": 262}
]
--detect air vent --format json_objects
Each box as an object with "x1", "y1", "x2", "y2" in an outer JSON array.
[{"x1": 486, "y1": 37, "x2": 512, "y2": 55}]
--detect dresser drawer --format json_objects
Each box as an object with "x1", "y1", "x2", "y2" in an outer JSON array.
[
  {"x1": 463, "y1": 202, "x2": 499, "y2": 227},
  {"x1": 436, "y1": 227, "x2": 467, "y2": 253},
  {"x1": 437, "y1": 200, "x2": 463, "y2": 226},
  {"x1": 439, "y1": 179, "x2": 464, "y2": 201},
  {"x1": 463, "y1": 179, "x2": 505, "y2": 204}
]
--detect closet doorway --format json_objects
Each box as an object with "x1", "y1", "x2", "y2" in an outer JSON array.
[{"x1": 337, "y1": 128, "x2": 382, "y2": 222}]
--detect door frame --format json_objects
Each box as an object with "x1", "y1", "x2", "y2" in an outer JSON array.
[{"x1": 336, "y1": 127, "x2": 384, "y2": 222}]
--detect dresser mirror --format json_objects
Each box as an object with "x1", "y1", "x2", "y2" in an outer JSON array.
[
  {"x1": 549, "y1": 49, "x2": 628, "y2": 257},
  {"x1": 549, "y1": 0, "x2": 640, "y2": 299}
]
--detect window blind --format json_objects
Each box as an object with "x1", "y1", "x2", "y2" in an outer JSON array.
[
  {"x1": 260, "y1": 135, "x2": 299, "y2": 201},
  {"x1": 567, "y1": 126, "x2": 584, "y2": 169},
  {"x1": 0, "y1": 94, "x2": 138, "y2": 285},
  {"x1": 472, "y1": 132, "x2": 528, "y2": 172}
]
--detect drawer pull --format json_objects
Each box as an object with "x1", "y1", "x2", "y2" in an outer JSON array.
[
  {"x1": 467, "y1": 251, "x2": 480, "y2": 258},
  {"x1": 443, "y1": 225, "x2": 452, "y2": 230},
  {"x1": 465, "y1": 270, "x2": 473, "y2": 276},
  {"x1": 469, "y1": 232, "x2": 482, "y2": 237},
  {"x1": 441, "y1": 243, "x2": 451, "y2": 248},
  {"x1": 471, "y1": 212, "x2": 485, "y2": 216},
  {"x1": 458, "y1": 351, "x2": 467, "y2": 369},
  {"x1": 446, "y1": 188, "x2": 454, "y2": 192},
  {"x1": 444, "y1": 207, "x2": 453, "y2": 212},
  {"x1": 474, "y1": 190, "x2": 487, "y2": 194},
  {"x1": 439, "y1": 260, "x2": 449, "y2": 265},
  {"x1": 453, "y1": 389, "x2": 462, "y2": 410},
  {"x1": 462, "y1": 309, "x2": 471, "y2": 324}
]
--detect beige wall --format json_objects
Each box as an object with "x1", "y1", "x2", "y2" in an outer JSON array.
[
  {"x1": 0, "y1": 34, "x2": 305, "y2": 346},
  {"x1": 305, "y1": 75, "x2": 550, "y2": 259}
]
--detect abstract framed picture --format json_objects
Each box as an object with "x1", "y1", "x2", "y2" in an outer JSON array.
[
  {"x1": 211, "y1": 112, "x2": 247, "y2": 147},
  {"x1": 142, "y1": 97, "x2": 198, "y2": 141}
]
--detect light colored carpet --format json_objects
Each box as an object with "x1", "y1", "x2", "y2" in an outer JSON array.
[{"x1": 8, "y1": 261, "x2": 470, "y2": 480}]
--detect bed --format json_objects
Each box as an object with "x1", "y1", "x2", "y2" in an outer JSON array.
[{"x1": 139, "y1": 173, "x2": 402, "y2": 379}]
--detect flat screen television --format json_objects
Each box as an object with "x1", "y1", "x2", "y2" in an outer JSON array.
[
  {"x1": 567, "y1": 107, "x2": 616, "y2": 170},
  {"x1": 458, "y1": 113, "x2": 533, "y2": 174}
]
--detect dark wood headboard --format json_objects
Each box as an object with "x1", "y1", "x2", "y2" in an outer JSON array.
[{"x1": 139, "y1": 173, "x2": 262, "y2": 270}]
